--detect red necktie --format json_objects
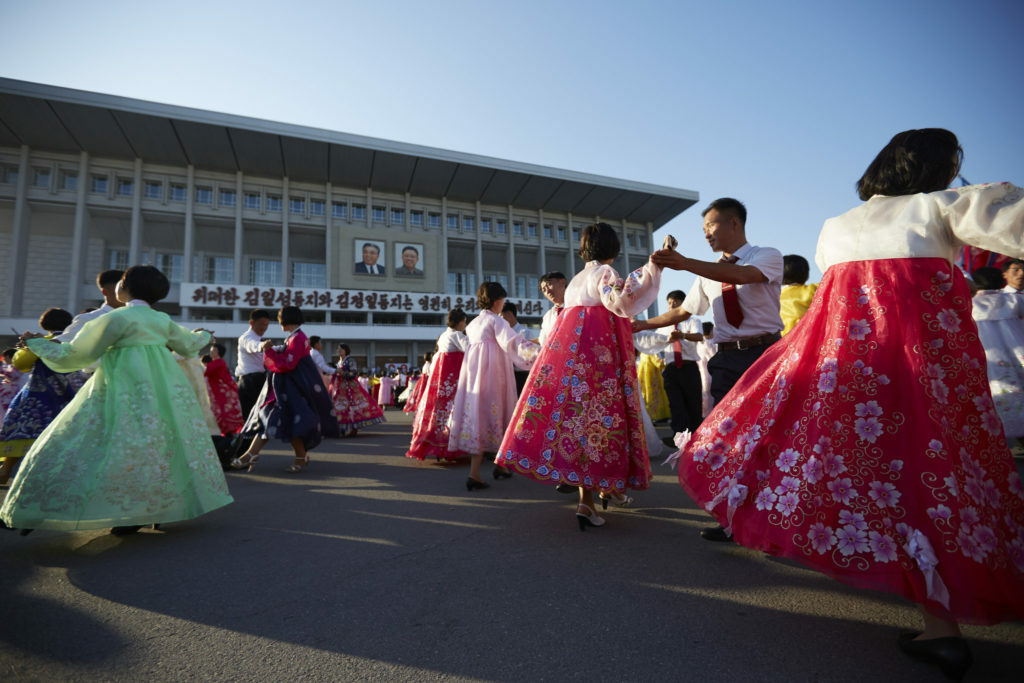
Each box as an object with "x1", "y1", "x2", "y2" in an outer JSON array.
[
  {"x1": 672, "y1": 323, "x2": 684, "y2": 368},
  {"x1": 719, "y1": 255, "x2": 744, "y2": 328}
]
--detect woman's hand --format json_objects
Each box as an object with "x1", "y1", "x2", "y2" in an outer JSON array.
[{"x1": 260, "y1": 339, "x2": 274, "y2": 352}]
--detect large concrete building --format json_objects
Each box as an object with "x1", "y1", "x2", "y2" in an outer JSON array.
[{"x1": 0, "y1": 78, "x2": 698, "y2": 369}]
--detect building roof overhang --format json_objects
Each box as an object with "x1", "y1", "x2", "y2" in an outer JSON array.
[{"x1": 0, "y1": 78, "x2": 697, "y2": 228}]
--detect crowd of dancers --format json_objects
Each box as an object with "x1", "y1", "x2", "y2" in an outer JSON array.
[{"x1": 1, "y1": 128, "x2": 1023, "y2": 679}]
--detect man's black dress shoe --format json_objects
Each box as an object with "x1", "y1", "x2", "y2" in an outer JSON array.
[
  {"x1": 700, "y1": 525, "x2": 734, "y2": 542},
  {"x1": 555, "y1": 484, "x2": 576, "y2": 494},
  {"x1": 897, "y1": 632, "x2": 972, "y2": 681}
]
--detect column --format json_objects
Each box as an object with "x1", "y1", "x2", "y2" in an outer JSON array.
[
  {"x1": 474, "y1": 201, "x2": 483, "y2": 284},
  {"x1": 324, "y1": 181, "x2": 334, "y2": 324},
  {"x1": 647, "y1": 221, "x2": 657, "y2": 317},
  {"x1": 281, "y1": 177, "x2": 290, "y2": 285},
  {"x1": 128, "y1": 157, "x2": 143, "y2": 264},
  {"x1": 181, "y1": 165, "x2": 195, "y2": 320},
  {"x1": 620, "y1": 219, "x2": 630, "y2": 272},
  {"x1": 566, "y1": 212, "x2": 576, "y2": 275},
  {"x1": 233, "y1": 171, "x2": 243, "y2": 322},
  {"x1": 6, "y1": 146, "x2": 30, "y2": 317},
  {"x1": 67, "y1": 151, "x2": 90, "y2": 312},
  {"x1": 441, "y1": 197, "x2": 449, "y2": 290},
  {"x1": 368, "y1": 340, "x2": 376, "y2": 370},
  {"x1": 404, "y1": 192, "x2": 411, "y2": 234},
  {"x1": 365, "y1": 187, "x2": 372, "y2": 229},
  {"x1": 537, "y1": 208, "x2": 547, "y2": 278},
  {"x1": 506, "y1": 205, "x2": 516, "y2": 295}
]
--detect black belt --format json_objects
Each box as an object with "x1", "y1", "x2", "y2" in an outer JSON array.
[{"x1": 718, "y1": 332, "x2": 780, "y2": 351}]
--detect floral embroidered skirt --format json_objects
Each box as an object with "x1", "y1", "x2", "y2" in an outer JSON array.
[
  {"x1": 406, "y1": 351, "x2": 464, "y2": 461},
  {"x1": 329, "y1": 375, "x2": 385, "y2": 434},
  {"x1": 403, "y1": 375, "x2": 428, "y2": 414},
  {"x1": 495, "y1": 306, "x2": 651, "y2": 494},
  {"x1": 678, "y1": 258, "x2": 1024, "y2": 625}
]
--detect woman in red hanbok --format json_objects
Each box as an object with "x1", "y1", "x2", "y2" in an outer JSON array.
[
  {"x1": 403, "y1": 356, "x2": 431, "y2": 414},
  {"x1": 406, "y1": 309, "x2": 468, "y2": 461},
  {"x1": 669, "y1": 129, "x2": 1024, "y2": 679},
  {"x1": 329, "y1": 344, "x2": 385, "y2": 437},
  {"x1": 495, "y1": 223, "x2": 661, "y2": 529},
  {"x1": 203, "y1": 343, "x2": 244, "y2": 435}
]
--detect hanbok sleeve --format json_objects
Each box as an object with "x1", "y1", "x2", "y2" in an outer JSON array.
[
  {"x1": 264, "y1": 332, "x2": 307, "y2": 373},
  {"x1": 493, "y1": 315, "x2": 539, "y2": 369},
  {"x1": 595, "y1": 261, "x2": 662, "y2": 318},
  {"x1": 935, "y1": 182, "x2": 1024, "y2": 257},
  {"x1": 165, "y1": 322, "x2": 211, "y2": 358},
  {"x1": 25, "y1": 314, "x2": 128, "y2": 373}
]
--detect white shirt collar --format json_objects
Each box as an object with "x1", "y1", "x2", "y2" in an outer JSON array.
[{"x1": 125, "y1": 299, "x2": 150, "y2": 307}]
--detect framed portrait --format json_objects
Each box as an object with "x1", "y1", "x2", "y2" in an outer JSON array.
[
  {"x1": 354, "y1": 239, "x2": 386, "y2": 276},
  {"x1": 394, "y1": 242, "x2": 424, "y2": 277}
]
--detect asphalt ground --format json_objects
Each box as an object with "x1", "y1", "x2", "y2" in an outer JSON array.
[{"x1": 2, "y1": 411, "x2": 1023, "y2": 682}]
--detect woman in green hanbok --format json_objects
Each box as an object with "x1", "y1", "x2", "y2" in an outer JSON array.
[{"x1": 0, "y1": 266, "x2": 232, "y2": 535}]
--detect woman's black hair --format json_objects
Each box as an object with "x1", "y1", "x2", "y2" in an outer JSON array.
[
  {"x1": 200, "y1": 354, "x2": 212, "y2": 364},
  {"x1": 447, "y1": 308, "x2": 468, "y2": 328},
  {"x1": 211, "y1": 342, "x2": 226, "y2": 357},
  {"x1": 278, "y1": 306, "x2": 303, "y2": 326},
  {"x1": 856, "y1": 128, "x2": 962, "y2": 200},
  {"x1": 970, "y1": 266, "x2": 1004, "y2": 291},
  {"x1": 38, "y1": 307, "x2": 73, "y2": 333},
  {"x1": 579, "y1": 222, "x2": 620, "y2": 262},
  {"x1": 783, "y1": 254, "x2": 810, "y2": 285},
  {"x1": 339, "y1": 343, "x2": 350, "y2": 355},
  {"x1": 122, "y1": 265, "x2": 171, "y2": 304},
  {"x1": 3, "y1": 348, "x2": 18, "y2": 362},
  {"x1": 476, "y1": 281, "x2": 507, "y2": 310}
]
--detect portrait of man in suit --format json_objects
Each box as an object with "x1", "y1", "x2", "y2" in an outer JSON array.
[
  {"x1": 394, "y1": 243, "x2": 424, "y2": 277},
  {"x1": 355, "y1": 240, "x2": 386, "y2": 275}
]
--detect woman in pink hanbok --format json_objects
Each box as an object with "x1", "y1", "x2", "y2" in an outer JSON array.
[
  {"x1": 403, "y1": 356, "x2": 431, "y2": 414},
  {"x1": 406, "y1": 309, "x2": 468, "y2": 461},
  {"x1": 329, "y1": 345, "x2": 384, "y2": 437},
  {"x1": 495, "y1": 223, "x2": 662, "y2": 529},
  {"x1": 447, "y1": 283, "x2": 538, "y2": 489},
  {"x1": 669, "y1": 129, "x2": 1024, "y2": 679}
]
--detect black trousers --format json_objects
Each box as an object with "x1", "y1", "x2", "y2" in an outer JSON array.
[
  {"x1": 662, "y1": 361, "x2": 703, "y2": 433},
  {"x1": 707, "y1": 342, "x2": 776, "y2": 406},
  {"x1": 237, "y1": 371, "x2": 267, "y2": 423}
]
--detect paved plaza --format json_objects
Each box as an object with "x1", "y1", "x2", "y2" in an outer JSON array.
[{"x1": 2, "y1": 411, "x2": 1023, "y2": 681}]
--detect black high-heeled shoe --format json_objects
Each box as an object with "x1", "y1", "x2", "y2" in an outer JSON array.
[
  {"x1": 466, "y1": 477, "x2": 490, "y2": 491},
  {"x1": 492, "y1": 465, "x2": 512, "y2": 480},
  {"x1": 897, "y1": 632, "x2": 972, "y2": 681}
]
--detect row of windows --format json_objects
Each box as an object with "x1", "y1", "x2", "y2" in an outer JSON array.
[
  {"x1": 2, "y1": 165, "x2": 647, "y2": 247},
  {"x1": 107, "y1": 251, "x2": 327, "y2": 288}
]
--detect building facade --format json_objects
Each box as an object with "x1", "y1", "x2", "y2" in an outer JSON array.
[{"x1": 0, "y1": 79, "x2": 698, "y2": 370}]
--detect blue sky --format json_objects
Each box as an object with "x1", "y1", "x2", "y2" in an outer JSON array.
[{"x1": 3, "y1": 0, "x2": 1022, "y2": 299}]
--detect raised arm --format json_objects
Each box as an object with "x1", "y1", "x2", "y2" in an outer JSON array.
[{"x1": 596, "y1": 261, "x2": 663, "y2": 318}]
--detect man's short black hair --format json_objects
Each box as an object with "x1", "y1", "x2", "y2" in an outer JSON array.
[
  {"x1": 250, "y1": 309, "x2": 271, "y2": 322},
  {"x1": 1002, "y1": 258, "x2": 1024, "y2": 272},
  {"x1": 540, "y1": 271, "x2": 566, "y2": 284},
  {"x1": 971, "y1": 266, "x2": 1004, "y2": 290},
  {"x1": 97, "y1": 269, "x2": 123, "y2": 288},
  {"x1": 501, "y1": 301, "x2": 519, "y2": 318},
  {"x1": 701, "y1": 197, "x2": 747, "y2": 225},
  {"x1": 309, "y1": 335, "x2": 322, "y2": 347},
  {"x1": 39, "y1": 307, "x2": 73, "y2": 332},
  {"x1": 667, "y1": 290, "x2": 685, "y2": 302},
  {"x1": 783, "y1": 255, "x2": 810, "y2": 285}
]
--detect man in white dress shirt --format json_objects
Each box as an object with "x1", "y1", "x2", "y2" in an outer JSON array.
[
  {"x1": 308, "y1": 336, "x2": 336, "y2": 377},
  {"x1": 636, "y1": 198, "x2": 783, "y2": 541},
  {"x1": 537, "y1": 271, "x2": 567, "y2": 345},
  {"x1": 58, "y1": 269, "x2": 124, "y2": 343},
  {"x1": 236, "y1": 308, "x2": 271, "y2": 421},
  {"x1": 1002, "y1": 259, "x2": 1024, "y2": 294},
  {"x1": 655, "y1": 290, "x2": 705, "y2": 443}
]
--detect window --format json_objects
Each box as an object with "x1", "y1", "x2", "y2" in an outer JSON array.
[
  {"x1": 195, "y1": 186, "x2": 213, "y2": 204},
  {"x1": 33, "y1": 168, "x2": 50, "y2": 188},
  {"x1": 390, "y1": 208, "x2": 404, "y2": 224},
  {"x1": 266, "y1": 195, "x2": 282, "y2": 212},
  {"x1": 372, "y1": 206, "x2": 386, "y2": 223},
  {"x1": 91, "y1": 174, "x2": 108, "y2": 194},
  {"x1": 410, "y1": 210, "x2": 424, "y2": 226},
  {"x1": 61, "y1": 171, "x2": 78, "y2": 191},
  {"x1": 484, "y1": 272, "x2": 508, "y2": 289},
  {"x1": 447, "y1": 271, "x2": 477, "y2": 296},
  {"x1": 2, "y1": 166, "x2": 18, "y2": 184},
  {"x1": 463, "y1": 216, "x2": 475, "y2": 232},
  {"x1": 145, "y1": 180, "x2": 162, "y2": 199},
  {"x1": 244, "y1": 192, "x2": 261, "y2": 210},
  {"x1": 638, "y1": 233, "x2": 648, "y2": 249},
  {"x1": 118, "y1": 179, "x2": 134, "y2": 196},
  {"x1": 513, "y1": 221, "x2": 523, "y2": 236},
  {"x1": 496, "y1": 220, "x2": 507, "y2": 235},
  {"x1": 557, "y1": 226, "x2": 566, "y2": 241},
  {"x1": 527, "y1": 223, "x2": 537, "y2": 237},
  {"x1": 170, "y1": 184, "x2": 187, "y2": 201},
  {"x1": 480, "y1": 219, "x2": 491, "y2": 233},
  {"x1": 627, "y1": 232, "x2": 636, "y2": 247},
  {"x1": 541, "y1": 224, "x2": 551, "y2": 239},
  {"x1": 292, "y1": 262, "x2": 326, "y2": 288},
  {"x1": 289, "y1": 197, "x2": 306, "y2": 215},
  {"x1": 572, "y1": 226, "x2": 581, "y2": 243},
  {"x1": 219, "y1": 189, "x2": 237, "y2": 207},
  {"x1": 249, "y1": 258, "x2": 282, "y2": 285},
  {"x1": 351, "y1": 204, "x2": 366, "y2": 220},
  {"x1": 205, "y1": 256, "x2": 234, "y2": 284},
  {"x1": 108, "y1": 249, "x2": 129, "y2": 270},
  {"x1": 156, "y1": 253, "x2": 184, "y2": 282},
  {"x1": 332, "y1": 202, "x2": 347, "y2": 218},
  {"x1": 515, "y1": 275, "x2": 539, "y2": 297},
  {"x1": 427, "y1": 212, "x2": 441, "y2": 228},
  {"x1": 447, "y1": 214, "x2": 459, "y2": 230},
  {"x1": 310, "y1": 199, "x2": 325, "y2": 216}
]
